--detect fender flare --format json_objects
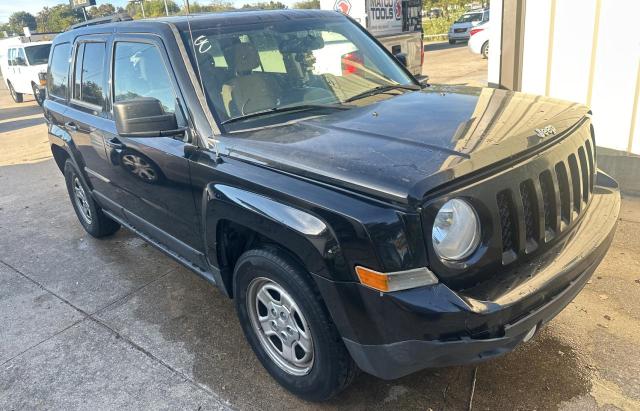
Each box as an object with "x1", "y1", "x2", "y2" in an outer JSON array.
[{"x1": 202, "y1": 183, "x2": 348, "y2": 296}]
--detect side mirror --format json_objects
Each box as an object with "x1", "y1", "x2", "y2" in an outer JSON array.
[
  {"x1": 113, "y1": 98, "x2": 184, "y2": 137},
  {"x1": 394, "y1": 52, "x2": 408, "y2": 67}
]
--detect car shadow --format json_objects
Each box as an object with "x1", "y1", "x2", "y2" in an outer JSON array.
[
  {"x1": 0, "y1": 116, "x2": 45, "y2": 133},
  {"x1": 0, "y1": 105, "x2": 43, "y2": 121},
  {"x1": 424, "y1": 41, "x2": 468, "y2": 52}
]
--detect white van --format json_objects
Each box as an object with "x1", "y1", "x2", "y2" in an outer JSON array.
[{"x1": 1, "y1": 41, "x2": 51, "y2": 105}]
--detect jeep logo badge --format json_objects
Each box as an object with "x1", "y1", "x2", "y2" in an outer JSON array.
[{"x1": 534, "y1": 125, "x2": 557, "y2": 138}]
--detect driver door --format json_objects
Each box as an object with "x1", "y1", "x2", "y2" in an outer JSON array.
[{"x1": 101, "y1": 35, "x2": 203, "y2": 262}]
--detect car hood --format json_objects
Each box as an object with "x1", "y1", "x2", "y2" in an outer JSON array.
[{"x1": 219, "y1": 86, "x2": 589, "y2": 205}]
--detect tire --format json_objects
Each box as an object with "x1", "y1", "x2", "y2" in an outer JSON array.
[
  {"x1": 8, "y1": 81, "x2": 23, "y2": 103},
  {"x1": 448, "y1": 39, "x2": 456, "y2": 45},
  {"x1": 234, "y1": 247, "x2": 358, "y2": 401},
  {"x1": 32, "y1": 83, "x2": 44, "y2": 106},
  {"x1": 481, "y1": 41, "x2": 489, "y2": 59},
  {"x1": 63, "y1": 160, "x2": 120, "y2": 238}
]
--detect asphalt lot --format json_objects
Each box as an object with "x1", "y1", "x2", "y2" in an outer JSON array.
[
  {"x1": 1, "y1": 50, "x2": 640, "y2": 410},
  {"x1": 423, "y1": 41, "x2": 488, "y2": 87}
]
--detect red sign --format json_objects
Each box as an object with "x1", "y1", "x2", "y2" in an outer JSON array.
[{"x1": 334, "y1": 0, "x2": 352, "y2": 15}]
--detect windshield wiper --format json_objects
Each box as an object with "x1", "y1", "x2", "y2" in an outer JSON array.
[
  {"x1": 221, "y1": 103, "x2": 351, "y2": 125},
  {"x1": 344, "y1": 84, "x2": 421, "y2": 103}
]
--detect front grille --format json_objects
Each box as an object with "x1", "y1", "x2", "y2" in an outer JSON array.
[{"x1": 495, "y1": 135, "x2": 596, "y2": 265}]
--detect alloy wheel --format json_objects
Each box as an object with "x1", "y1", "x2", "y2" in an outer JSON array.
[
  {"x1": 246, "y1": 277, "x2": 314, "y2": 376},
  {"x1": 72, "y1": 176, "x2": 92, "y2": 225}
]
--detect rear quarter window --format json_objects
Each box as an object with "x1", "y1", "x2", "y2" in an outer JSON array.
[{"x1": 48, "y1": 43, "x2": 71, "y2": 99}]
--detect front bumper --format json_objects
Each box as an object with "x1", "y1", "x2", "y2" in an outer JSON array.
[{"x1": 314, "y1": 173, "x2": 620, "y2": 380}]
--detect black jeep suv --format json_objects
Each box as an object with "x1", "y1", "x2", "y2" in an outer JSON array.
[{"x1": 44, "y1": 10, "x2": 620, "y2": 401}]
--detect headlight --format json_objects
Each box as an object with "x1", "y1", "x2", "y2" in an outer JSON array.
[{"x1": 432, "y1": 199, "x2": 480, "y2": 261}]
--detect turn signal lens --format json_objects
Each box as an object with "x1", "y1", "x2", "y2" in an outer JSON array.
[{"x1": 355, "y1": 266, "x2": 438, "y2": 292}]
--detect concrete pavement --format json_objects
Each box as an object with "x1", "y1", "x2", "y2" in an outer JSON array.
[{"x1": 1, "y1": 67, "x2": 640, "y2": 409}]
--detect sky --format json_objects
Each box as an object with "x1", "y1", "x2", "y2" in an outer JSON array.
[{"x1": 0, "y1": 0, "x2": 298, "y2": 23}]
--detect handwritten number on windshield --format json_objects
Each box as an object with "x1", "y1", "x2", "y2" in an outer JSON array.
[{"x1": 194, "y1": 35, "x2": 212, "y2": 54}]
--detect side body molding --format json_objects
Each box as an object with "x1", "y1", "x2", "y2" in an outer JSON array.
[{"x1": 203, "y1": 183, "x2": 345, "y2": 296}]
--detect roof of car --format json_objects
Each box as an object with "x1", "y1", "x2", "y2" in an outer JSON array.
[
  {"x1": 52, "y1": 9, "x2": 345, "y2": 44},
  {"x1": 79, "y1": 10, "x2": 338, "y2": 31},
  {"x1": 9, "y1": 40, "x2": 52, "y2": 47}
]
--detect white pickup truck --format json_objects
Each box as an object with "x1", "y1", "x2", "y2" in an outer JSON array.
[
  {"x1": 0, "y1": 40, "x2": 51, "y2": 106},
  {"x1": 320, "y1": 0, "x2": 424, "y2": 77}
]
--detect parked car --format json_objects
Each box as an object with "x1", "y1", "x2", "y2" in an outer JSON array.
[
  {"x1": 44, "y1": 10, "x2": 620, "y2": 401},
  {"x1": 426, "y1": 8, "x2": 443, "y2": 19},
  {"x1": 448, "y1": 8, "x2": 489, "y2": 44},
  {"x1": 1, "y1": 40, "x2": 51, "y2": 105},
  {"x1": 468, "y1": 22, "x2": 490, "y2": 58}
]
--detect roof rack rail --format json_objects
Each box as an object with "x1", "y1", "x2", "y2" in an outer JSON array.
[{"x1": 66, "y1": 13, "x2": 133, "y2": 31}]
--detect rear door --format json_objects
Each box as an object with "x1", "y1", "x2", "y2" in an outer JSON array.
[{"x1": 63, "y1": 35, "x2": 116, "y2": 210}]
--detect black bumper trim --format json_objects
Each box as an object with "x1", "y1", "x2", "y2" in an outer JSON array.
[{"x1": 343, "y1": 256, "x2": 599, "y2": 380}]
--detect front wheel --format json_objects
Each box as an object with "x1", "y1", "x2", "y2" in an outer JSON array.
[
  {"x1": 8, "y1": 81, "x2": 23, "y2": 103},
  {"x1": 234, "y1": 247, "x2": 358, "y2": 401},
  {"x1": 32, "y1": 83, "x2": 44, "y2": 106}
]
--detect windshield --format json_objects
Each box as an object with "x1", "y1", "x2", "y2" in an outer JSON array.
[
  {"x1": 456, "y1": 13, "x2": 483, "y2": 23},
  {"x1": 182, "y1": 16, "x2": 415, "y2": 130},
  {"x1": 25, "y1": 44, "x2": 51, "y2": 65}
]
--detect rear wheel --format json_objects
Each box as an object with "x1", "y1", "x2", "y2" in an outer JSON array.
[
  {"x1": 481, "y1": 41, "x2": 489, "y2": 59},
  {"x1": 8, "y1": 81, "x2": 23, "y2": 103},
  {"x1": 64, "y1": 160, "x2": 120, "y2": 238},
  {"x1": 234, "y1": 247, "x2": 358, "y2": 401}
]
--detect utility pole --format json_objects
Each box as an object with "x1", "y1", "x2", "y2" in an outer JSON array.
[
  {"x1": 184, "y1": 0, "x2": 191, "y2": 14},
  {"x1": 163, "y1": 0, "x2": 170, "y2": 16},
  {"x1": 140, "y1": 0, "x2": 146, "y2": 18}
]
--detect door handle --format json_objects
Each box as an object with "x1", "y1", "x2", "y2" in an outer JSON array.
[
  {"x1": 64, "y1": 121, "x2": 78, "y2": 131},
  {"x1": 106, "y1": 138, "x2": 124, "y2": 150}
]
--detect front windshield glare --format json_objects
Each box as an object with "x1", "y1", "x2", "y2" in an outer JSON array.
[{"x1": 183, "y1": 17, "x2": 414, "y2": 126}]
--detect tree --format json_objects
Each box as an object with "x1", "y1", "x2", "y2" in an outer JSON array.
[
  {"x1": 242, "y1": 1, "x2": 287, "y2": 9},
  {"x1": 127, "y1": 0, "x2": 181, "y2": 18},
  {"x1": 292, "y1": 0, "x2": 319, "y2": 9},
  {"x1": 0, "y1": 23, "x2": 11, "y2": 37},
  {"x1": 87, "y1": 4, "x2": 119, "y2": 18},
  {"x1": 36, "y1": 5, "x2": 83, "y2": 32},
  {"x1": 188, "y1": 1, "x2": 235, "y2": 13},
  {"x1": 8, "y1": 12, "x2": 37, "y2": 34}
]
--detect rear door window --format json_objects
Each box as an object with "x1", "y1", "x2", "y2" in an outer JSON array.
[
  {"x1": 48, "y1": 43, "x2": 71, "y2": 99},
  {"x1": 72, "y1": 41, "x2": 106, "y2": 108}
]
